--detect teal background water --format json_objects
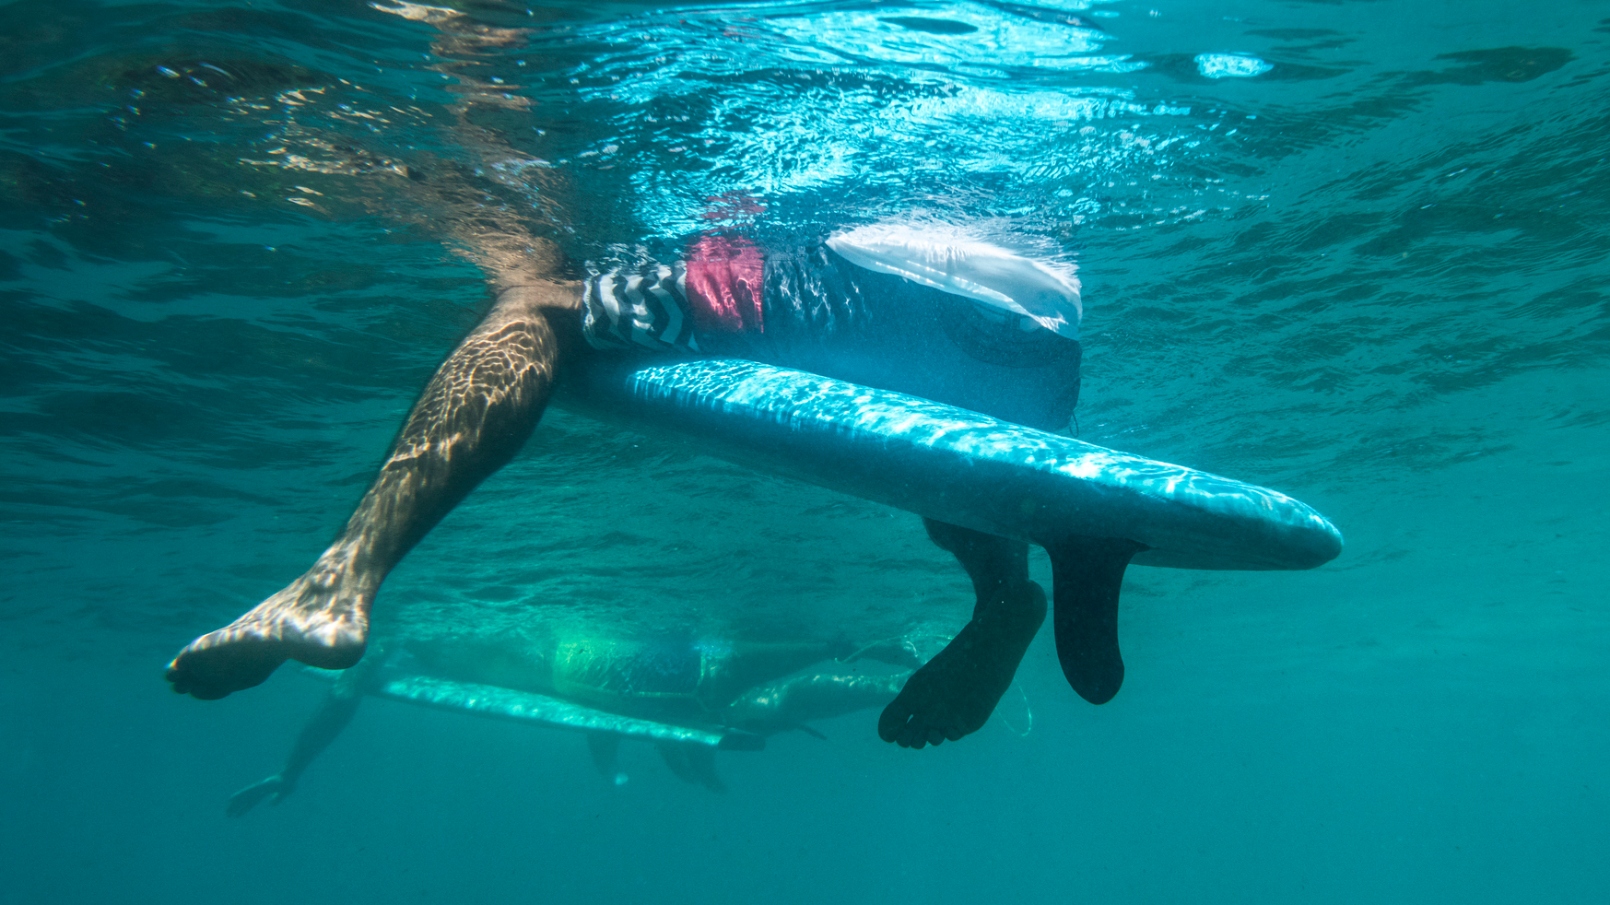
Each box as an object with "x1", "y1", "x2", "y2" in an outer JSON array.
[{"x1": 2, "y1": 0, "x2": 1608, "y2": 901}]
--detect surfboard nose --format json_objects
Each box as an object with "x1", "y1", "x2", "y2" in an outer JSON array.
[
  {"x1": 1299, "y1": 518, "x2": 1345, "y2": 569},
  {"x1": 1262, "y1": 505, "x2": 1343, "y2": 570}
]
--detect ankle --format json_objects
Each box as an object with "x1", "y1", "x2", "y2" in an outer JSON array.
[{"x1": 306, "y1": 548, "x2": 381, "y2": 597}]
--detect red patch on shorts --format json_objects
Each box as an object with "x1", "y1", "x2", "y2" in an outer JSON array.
[{"x1": 684, "y1": 234, "x2": 765, "y2": 333}]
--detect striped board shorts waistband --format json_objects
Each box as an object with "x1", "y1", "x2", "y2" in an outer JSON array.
[{"x1": 582, "y1": 259, "x2": 700, "y2": 353}]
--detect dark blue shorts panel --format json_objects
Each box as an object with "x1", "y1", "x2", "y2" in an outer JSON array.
[{"x1": 703, "y1": 246, "x2": 1083, "y2": 432}]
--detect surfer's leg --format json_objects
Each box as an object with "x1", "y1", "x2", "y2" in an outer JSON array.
[
  {"x1": 1044, "y1": 536, "x2": 1144, "y2": 705},
  {"x1": 726, "y1": 669, "x2": 910, "y2": 735},
  {"x1": 167, "y1": 281, "x2": 574, "y2": 700},
  {"x1": 696, "y1": 639, "x2": 853, "y2": 707},
  {"x1": 226, "y1": 644, "x2": 390, "y2": 817},
  {"x1": 164, "y1": 0, "x2": 581, "y2": 701},
  {"x1": 878, "y1": 519, "x2": 1046, "y2": 749}
]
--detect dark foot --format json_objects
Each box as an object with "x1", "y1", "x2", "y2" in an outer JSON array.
[
  {"x1": 166, "y1": 563, "x2": 371, "y2": 700},
  {"x1": 1046, "y1": 536, "x2": 1144, "y2": 705},
  {"x1": 878, "y1": 581, "x2": 1047, "y2": 749}
]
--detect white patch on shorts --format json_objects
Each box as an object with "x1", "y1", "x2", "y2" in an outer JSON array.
[{"x1": 825, "y1": 221, "x2": 1082, "y2": 339}]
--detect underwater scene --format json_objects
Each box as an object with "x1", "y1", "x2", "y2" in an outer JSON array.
[{"x1": 2, "y1": 0, "x2": 1607, "y2": 901}]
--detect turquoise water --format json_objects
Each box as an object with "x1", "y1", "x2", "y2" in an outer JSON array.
[{"x1": 2, "y1": 0, "x2": 1608, "y2": 901}]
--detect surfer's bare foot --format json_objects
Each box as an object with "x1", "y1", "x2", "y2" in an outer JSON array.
[
  {"x1": 879, "y1": 581, "x2": 1046, "y2": 749},
  {"x1": 167, "y1": 557, "x2": 373, "y2": 700}
]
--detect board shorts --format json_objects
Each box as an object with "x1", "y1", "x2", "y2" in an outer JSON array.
[
  {"x1": 581, "y1": 222, "x2": 1084, "y2": 432},
  {"x1": 551, "y1": 637, "x2": 704, "y2": 702}
]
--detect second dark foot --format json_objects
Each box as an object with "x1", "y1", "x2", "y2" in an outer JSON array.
[{"x1": 878, "y1": 581, "x2": 1046, "y2": 749}]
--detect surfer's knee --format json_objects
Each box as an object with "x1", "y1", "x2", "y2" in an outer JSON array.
[{"x1": 493, "y1": 279, "x2": 582, "y2": 315}]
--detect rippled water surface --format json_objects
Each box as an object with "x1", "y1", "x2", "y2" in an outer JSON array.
[{"x1": 2, "y1": 0, "x2": 1608, "y2": 902}]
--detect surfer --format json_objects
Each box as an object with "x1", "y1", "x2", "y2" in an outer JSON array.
[
  {"x1": 164, "y1": 3, "x2": 1149, "y2": 751},
  {"x1": 224, "y1": 627, "x2": 923, "y2": 814},
  {"x1": 165, "y1": 219, "x2": 1114, "y2": 749}
]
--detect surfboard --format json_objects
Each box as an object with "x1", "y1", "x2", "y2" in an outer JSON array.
[
  {"x1": 567, "y1": 356, "x2": 1342, "y2": 572},
  {"x1": 304, "y1": 667, "x2": 766, "y2": 750}
]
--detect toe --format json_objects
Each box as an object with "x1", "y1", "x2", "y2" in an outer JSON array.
[
  {"x1": 165, "y1": 661, "x2": 191, "y2": 695},
  {"x1": 166, "y1": 657, "x2": 232, "y2": 700},
  {"x1": 879, "y1": 701, "x2": 914, "y2": 743},
  {"x1": 165, "y1": 642, "x2": 282, "y2": 700},
  {"x1": 900, "y1": 720, "x2": 930, "y2": 749}
]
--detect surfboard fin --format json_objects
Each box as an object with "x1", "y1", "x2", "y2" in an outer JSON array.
[
  {"x1": 586, "y1": 732, "x2": 622, "y2": 780},
  {"x1": 795, "y1": 723, "x2": 828, "y2": 741},
  {"x1": 658, "y1": 742, "x2": 726, "y2": 793},
  {"x1": 1046, "y1": 536, "x2": 1145, "y2": 705}
]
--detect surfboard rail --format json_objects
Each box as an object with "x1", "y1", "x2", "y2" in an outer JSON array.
[{"x1": 303, "y1": 668, "x2": 765, "y2": 750}]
